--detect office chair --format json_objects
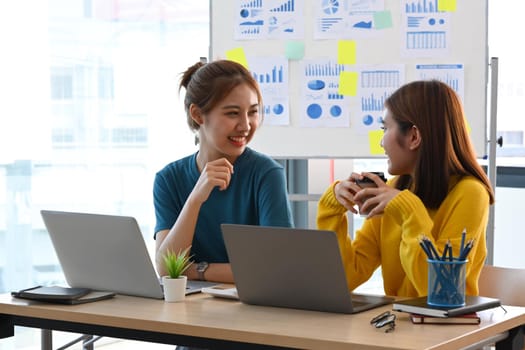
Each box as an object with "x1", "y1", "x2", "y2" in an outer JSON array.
[{"x1": 478, "y1": 265, "x2": 525, "y2": 350}]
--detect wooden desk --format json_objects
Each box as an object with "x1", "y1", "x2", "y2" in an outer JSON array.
[{"x1": 1, "y1": 292, "x2": 524, "y2": 350}]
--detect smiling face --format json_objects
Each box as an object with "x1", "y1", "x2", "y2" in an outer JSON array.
[
  {"x1": 381, "y1": 109, "x2": 420, "y2": 176},
  {"x1": 191, "y1": 83, "x2": 261, "y2": 164}
]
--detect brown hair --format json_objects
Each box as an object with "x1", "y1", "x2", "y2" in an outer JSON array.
[
  {"x1": 384, "y1": 80, "x2": 494, "y2": 208},
  {"x1": 179, "y1": 59, "x2": 263, "y2": 133}
]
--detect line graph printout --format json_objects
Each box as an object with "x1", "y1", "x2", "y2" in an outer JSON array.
[
  {"x1": 314, "y1": 0, "x2": 385, "y2": 39},
  {"x1": 248, "y1": 56, "x2": 290, "y2": 126},
  {"x1": 354, "y1": 64, "x2": 405, "y2": 132},
  {"x1": 401, "y1": 0, "x2": 450, "y2": 57},
  {"x1": 300, "y1": 59, "x2": 350, "y2": 127},
  {"x1": 415, "y1": 63, "x2": 464, "y2": 103},
  {"x1": 235, "y1": 0, "x2": 304, "y2": 40}
]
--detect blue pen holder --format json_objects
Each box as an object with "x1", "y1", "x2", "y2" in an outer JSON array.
[{"x1": 427, "y1": 258, "x2": 467, "y2": 307}]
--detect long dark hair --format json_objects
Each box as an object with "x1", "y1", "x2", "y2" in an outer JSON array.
[
  {"x1": 384, "y1": 80, "x2": 494, "y2": 208},
  {"x1": 179, "y1": 59, "x2": 263, "y2": 133}
]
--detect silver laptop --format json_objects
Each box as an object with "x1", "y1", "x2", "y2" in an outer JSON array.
[
  {"x1": 221, "y1": 224, "x2": 393, "y2": 314},
  {"x1": 40, "y1": 210, "x2": 218, "y2": 299}
]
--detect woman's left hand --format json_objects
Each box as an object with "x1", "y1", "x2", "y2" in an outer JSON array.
[{"x1": 353, "y1": 172, "x2": 400, "y2": 218}]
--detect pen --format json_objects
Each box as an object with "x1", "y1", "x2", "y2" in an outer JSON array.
[
  {"x1": 423, "y1": 237, "x2": 440, "y2": 261},
  {"x1": 419, "y1": 238, "x2": 433, "y2": 259},
  {"x1": 459, "y1": 228, "x2": 466, "y2": 258},
  {"x1": 441, "y1": 240, "x2": 450, "y2": 261},
  {"x1": 459, "y1": 239, "x2": 475, "y2": 261},
  {"x1": 447, "y1": 240, "x2": 453, "y2": 261}
]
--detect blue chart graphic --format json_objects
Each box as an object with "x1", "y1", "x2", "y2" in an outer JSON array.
[
  {"x1": 318, "y1": 17, "x2": 343, "y2": 32},
  {"x1": 327, "y1": 81, "x2": 343, "y2": 99},
  {"x1": 408, "y1": 16, "x2": 444, "y2": 28},
  {"x1": 362, "y1": 114, "x2": 375, "y2": 126},
  {"x1": 330, "y1": 105, "x2": 342, "y2": 117},
  {"x1": 361, "y1": 71, "x2": 400, "y2": 88},
  {"x1": 304, "y1": 62, "x2": 344, "y2": 77},
  {"x1": 264, "y1": 104, "x2": 286, "y2": 116},
  {"x1": 419, "y1": 74, "x2": 460, "y2": 92},
  {"x1": 307, "y1": 104, "x2": 323, "y2": 119},
  {"x1": 405, "y1": 0, "x2": 438, "y2": 13},
  {"x1": 353, "y1": 21, "x2": 372, "y2": 29},
  {"x1": 361, "y1": 92, "x2": 389, "y2": 112},
  {"x1": 239, "y1": 0, "x2": 264, "y2": 35},
  {"x1": 305, "y1": 62, "x2": 345, "y2": 120},
  {"x1": 407, "y1": 16, "x2": 424, "y2": 28},
  {"x1": 322, "y1": 0, "x2": 339, "y2": 14},
  {"x1": 444, "y1": 77, "x2": 459, "y2": 91},
  {"x1": 406, "y1": 31, "x2": 446, "y2": 49},
  {"x1": 253, "y1": 65, "x2": 284, "y2": 84},
  {"x1": 270, "y1": 0, "x2": 295, "y2": 12},
  {"x1": 327, "y1": 92, "x2": 344, "y2": 100},
  {"x1": 273, "y1": 104, "x2": 284, "y2": 115},
  {"x1": 416, "y1": 64, "x2": 463, "y2": 94},
  {"x1": 240, "y1": 27, "x2": 262, "y2": 35},
  {"x1": 241, "y1": 0, "x2": 263, "y2": 8}
]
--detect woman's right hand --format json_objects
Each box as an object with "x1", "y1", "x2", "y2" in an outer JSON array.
[
  {"x1": 334, "y1": 172, "x2": 364, "y2": 214},
  {"x1": 191, "y1": 158, "x2": 234, "y2": 204}
]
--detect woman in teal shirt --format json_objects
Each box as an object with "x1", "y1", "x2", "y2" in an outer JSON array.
[{"x1": 154, "y1": 60, "x2": 293, "y2": 283}]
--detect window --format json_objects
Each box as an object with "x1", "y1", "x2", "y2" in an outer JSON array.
[{"x1": 0, "y1": 0, "x2": 208, "y2": 294}]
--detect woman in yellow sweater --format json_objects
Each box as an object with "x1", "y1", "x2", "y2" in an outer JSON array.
[{"x1": 317, "y1": 80, "x2": 494, "y2": 297}]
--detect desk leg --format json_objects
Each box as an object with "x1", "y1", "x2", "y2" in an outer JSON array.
[
  {"x1": 0, "y1": 315, "x2": 15, "y2": 339},
  {"x1": 41, "y1": 329, "x2": 52, "y2": 350},
  {"x1": 496, "y1": 326, "x2": 524, "y2": 350},
  {"x1": 82, "y1": 334, "x2": 94, "y2": 350}
]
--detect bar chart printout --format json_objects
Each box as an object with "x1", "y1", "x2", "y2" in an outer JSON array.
[
  {"x1": 249, "y1": 56, "x2": 290, "y2": 126},
  {"x1": 235, "y1": 0, "x2": 303, "y2": 39},
  {"x1": 401, "y1": 0, "x2": 450, "y2": 56},
  {"x1": 416, "y1": 64, "x2": 464, "y2": 102},
  {"x1": 301, "y1": 59, "x2": 349, "y2": 127},
  {"x1": 356, "y1": 66, "x2": 404, "y2": 130}
]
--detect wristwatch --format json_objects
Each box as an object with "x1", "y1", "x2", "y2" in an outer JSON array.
[{"x1": 196, "y1": 261, "x2": 209, "y2": 281}]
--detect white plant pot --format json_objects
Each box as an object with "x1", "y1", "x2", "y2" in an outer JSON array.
[{"x1": 162, "y1": 275, "x2": 187, "y2": 302}]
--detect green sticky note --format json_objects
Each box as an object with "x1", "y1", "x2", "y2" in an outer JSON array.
[
  {"x1": 374, "y1": 11, "x2": 393, "y2": 29},
  {"x1": 285, "y1": 41, "x2": 305, "y2": 60},
  {"x1": 225, "y1": 47, "x2": 249, "y2": 69},
  {"x1": 338, "y1": 71, "x2": 358, "y2": 96},
  {"x1": 368, "y1": 129, "x2": 384, "y2": 155},
  {"x1": 337, "y1": 40, "x2": 356, "y2": 65},
  {"x1": 438, "y1": 0, "x2": 456, "y2": 12}
]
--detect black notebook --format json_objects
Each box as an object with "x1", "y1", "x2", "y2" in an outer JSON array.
[
  {"x1": 392, "y1": 295, "x2": 501, "y2": 318},
  {"x1": 12, "y1": 285, "x2": 115, "y2": 305}
]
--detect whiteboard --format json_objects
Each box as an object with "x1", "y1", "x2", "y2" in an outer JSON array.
[{"x1": 210, "y1": 0, "x2": 488, "y2": 158}]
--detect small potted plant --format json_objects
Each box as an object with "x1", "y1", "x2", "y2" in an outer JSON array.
[{"x1": 161, "y1": 246, "x2": 193, "y2": 302}]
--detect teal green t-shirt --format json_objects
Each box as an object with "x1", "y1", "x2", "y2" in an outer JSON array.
[{"x1": 153, "y1": 148, "x2": 293, "y2": 263}]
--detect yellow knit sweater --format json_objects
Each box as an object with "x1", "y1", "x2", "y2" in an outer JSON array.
[{"x1": 316, "y1": 176, "x2": 490, "y2": 297}]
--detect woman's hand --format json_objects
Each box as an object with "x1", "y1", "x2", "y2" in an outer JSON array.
[
  {"x1": 333, "y1": 172, "x2": 365, "y2": 214},
  {"x1": 191, "y1": 158, "x2": 234, "y2": 204},
  {"x1": 353, "y1": 172, "x2": 399, "y2": 218}
]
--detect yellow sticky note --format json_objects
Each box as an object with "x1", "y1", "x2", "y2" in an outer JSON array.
[
  {"x1": 337, "y1": 40, "x2": 356, "y2": 65},
  {"x1": 438, "y1": 0, "x2": 456, "y2": 12},
  {"x1": 368, "y1": 129, "x2": 384, "y2": 155},
  {"x1": 465, "y1": 118, "x2": 472, "y2": 133},
  {"x1": 225, "y1": 47, "x2": 249, "y2": 69},
  {"x1": 338, "y1": 71, "x2": 358, "y2": 96}
]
